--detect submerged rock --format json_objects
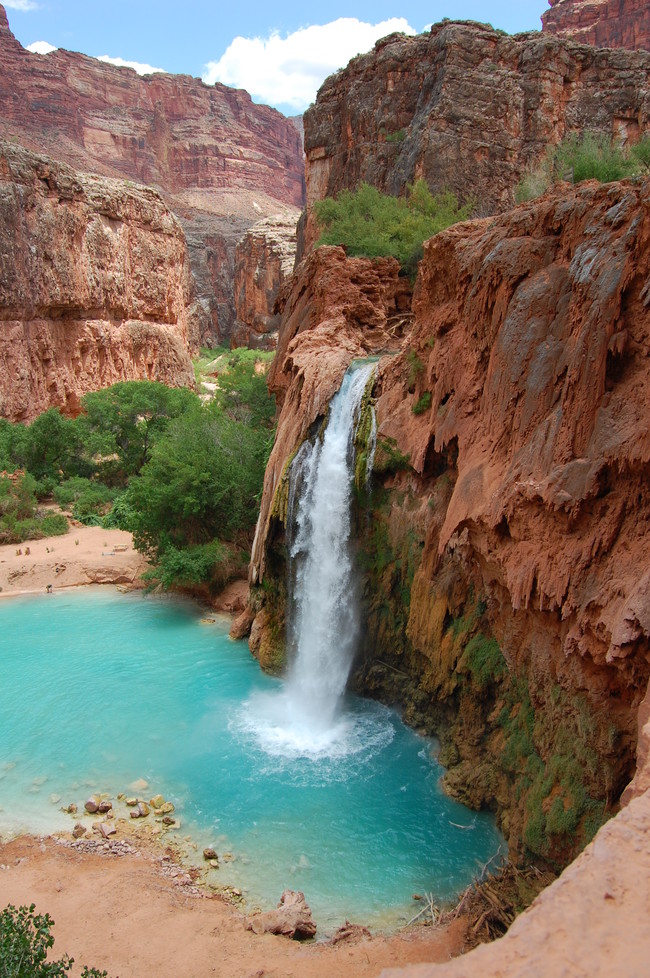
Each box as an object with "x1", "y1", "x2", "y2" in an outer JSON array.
[{"x1": 245, "y1": 889, "x2": 317, "y2": 939}]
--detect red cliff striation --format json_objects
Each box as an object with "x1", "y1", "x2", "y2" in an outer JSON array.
[
  {"x1": 303, "y1": 21, "x2": 650, "y2": 250},
  {"x1": 542, "y1": 0, "x2": 650, "y2": 51},
  {"x1": 249, "y1": 178, "x2": 650, "y2": 872},
  {"x1": 231, "y1": 211, "x2": 302, "y2": 349},
  {"x1": 0, "y1": 4, "x2": 304, "y2": 344},
  {"x1": 0, "y1": 142, "x2": 196, "y2": 422}
]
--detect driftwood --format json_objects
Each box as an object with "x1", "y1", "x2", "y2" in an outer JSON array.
[{"x1": 439, "y1": 853, "x2": 556, "y2": 948}]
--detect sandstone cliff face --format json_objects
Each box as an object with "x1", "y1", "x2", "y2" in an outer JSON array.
[
  {"x1": 0, "y1": 4, "x2": 304, "y2": 344},
  {"x1": 0, "y1": 142, "x2": 196, "y2": 422},
  {"x1": 303, "y1": 21, "x2": 650, "y2": 249},
  {"x1": 250, "y1": 179, "x2": 650, "y2": 866},
  {"x1": 542, "y1": 0, "x2": 650, "y2": 51},
  {"x1": 232, "y1": 211, "x2": 302, "y2": 349}
]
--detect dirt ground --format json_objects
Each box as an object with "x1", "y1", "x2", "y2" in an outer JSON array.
[{"x1": 0, "y1": 831, "x2": 466, "y2": 978}]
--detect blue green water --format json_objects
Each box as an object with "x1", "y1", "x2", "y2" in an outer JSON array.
[{"x1": 0, "y1": 588, "x2": 503, "y2": 930}]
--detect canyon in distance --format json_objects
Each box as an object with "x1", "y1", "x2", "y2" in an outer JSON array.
[{"x1": 0, "y1": 1, "x2": 649, "y2": 977}]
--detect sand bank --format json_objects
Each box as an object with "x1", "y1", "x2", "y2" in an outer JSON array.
[
  {"x1": 0, "y1": 827, "x2": 465, "y2": 978},
  {"x1": 0, "y1": 525, "x2": 147, "y2": 598}
]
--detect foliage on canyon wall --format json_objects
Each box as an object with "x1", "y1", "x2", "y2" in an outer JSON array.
[
  {"x1": 314, "y1": 181, "x2": 472, "y2": 276},
  {"x1": 516, "y1": 132, "x2": 650, "y2": 201}
]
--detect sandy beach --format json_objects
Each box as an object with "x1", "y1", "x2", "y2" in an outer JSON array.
[
  {"x1": 0, "y1": 525, "x2": 147, "y2": 598},
  {"x1": 0, "y1": 828, "x2": 465, "y2": 978}
]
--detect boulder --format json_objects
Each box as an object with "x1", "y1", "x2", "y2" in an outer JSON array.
[
  {"x1": 245, "y1": 890, "x2": 317, "y2": 939},
  {"x1": 84, "y1": 795, "x2": 100, "y2": 814}
]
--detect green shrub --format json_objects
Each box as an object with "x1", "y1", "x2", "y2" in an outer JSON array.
[
  {"x1": 53, "y1": 477, "x2": 117, "y2": 524},
  {"x1": 314, "y1": 180, "x2": 473, "y2": 275},
  {"x1": 0, "y1": 903, "x2": 111, "y2": 978},
  {"x1": 516, "y1": 130, "x2": 646, "y2": 201},
  {"x1": 460, "y1": 633, "x2": 507, "y2": 688},
  {"x1": 412, "y1": 391, "x2": 432, "y2": 415},
  {"x1": 630, "y1": 134, "x2": 650, "y2": 171},
  {"x1": 554, "y1": 132, "x2": 636, "y2": 184}
]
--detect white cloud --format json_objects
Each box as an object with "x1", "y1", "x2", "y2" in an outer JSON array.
[
  {"x1": 97, "y1": 55, "x2": 165, "y2": 76},
  {"x1": 202, "y1": 17, "x2": 416, "y2": 111},
  {"x1": 26, "y1": 40, "x2": 56, "y2": 55},
  {"x1": 5, "y1": 1, "x2": 39, "y2": 10}
]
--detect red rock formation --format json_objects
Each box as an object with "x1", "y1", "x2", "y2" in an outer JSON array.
[
  {"x1": 0, "y1": 4, "x2": 304, "y2": 343},
  {"x1": 542, "y1": 0, "x2": 650, "y2": 51},
  {"x1": 249, "y1": 246, "x2": 412, "y2": 594},
  {"x1": 232, "y1": 211, "x2": 301, "y2": 349},
  {"x1": 250, "y1": 178, "x2": 650, "y2": 864},
  {"x1": 303, "y1": 21, "x2": 650, "y2": 249},
  {"x1": 0, "y1": 142, "x2": 196, "y2": 422}
]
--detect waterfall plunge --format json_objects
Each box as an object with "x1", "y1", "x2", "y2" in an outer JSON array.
[
  {"x1": 285, "y1": 363, "x2": 374, "y2": 733},
  {"x1": 240, "y1": 362, "x2": 377, "y2": 757}
]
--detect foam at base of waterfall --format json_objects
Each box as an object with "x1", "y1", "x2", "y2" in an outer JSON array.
[{"x1": 235, "y1": 688, "x2": 395, "y2": 765}]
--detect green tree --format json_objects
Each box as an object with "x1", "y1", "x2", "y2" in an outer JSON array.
[
  {"x1": 80, "y1": 381, "x2": 197, "y2": 484},
  {"x1": 314, "y1": 180, "x2": 472, "y2": 275},
  {"x1": 121, "y1": 401, "x2": 272, "y2": 585},
  {"x1": 9, "y1": 409, "x2": 87, "y2": 483}
]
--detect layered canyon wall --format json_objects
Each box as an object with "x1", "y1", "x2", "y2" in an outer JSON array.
[
  {"x1": 303, "y1": 21, "x2": 650, "y2": 249},
  {"x1": 0, "y1": 142, "x2": 196, "y2": 422},
  {"x1": 0, "y1": 4, "x2": 304, "y2": 345},
  {"x1": 232, "y1": 213, "x2": 301, "y2": 349},
  {"x1": 249, "y1": 177, "x2": 650, "y2": 868},
  {"x1": 542, "y1": 0, "x2": 650, "y2": 51}
]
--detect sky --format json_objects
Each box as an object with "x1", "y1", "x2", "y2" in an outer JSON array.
[{"x1": 4, "y1": 1, "x2": 547, "y2": 115}]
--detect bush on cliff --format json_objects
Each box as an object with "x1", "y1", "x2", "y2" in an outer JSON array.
[
  {"x1": 314, "y1": 180, "x2": 473, "y2": 275},
  {"x1": 516, "y1": 131, "x2": 646, "y2": 202}
]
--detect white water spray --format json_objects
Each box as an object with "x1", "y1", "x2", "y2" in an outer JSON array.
[
  {"x1": 239, "y1": 362, "x2": 377, "y2": 756},
  {"x1": 283, "y1": 362, "x2": 375, "y2": 734}
]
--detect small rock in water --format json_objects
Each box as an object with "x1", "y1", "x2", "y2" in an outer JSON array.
[
  {"x1": 49, "y1": 794, "x2": 61, "y2": 805},
  {"x1": 125, "y1": 797, "x2": 138, "y2": 807},
  {"x1": 97, "y1": 800, "x2": 113, "y2": 814},
  {"x1": 150, "y1": 794, "x2": 165, "y2": 809},
  {"x1": 72, "y1": 823, "x2": 86, "y2": 839},
  {"x1": 130, "y1": 778, "x2": 149, "y2": 792},
  {"x1": 137, "y1": 802, "x2": 150, "y2": 817},
  {"x1": 203, "y1": 847, "x2": 218, "y2": 861},
  {"x1": 84, "y1": 795, "x2": 101, "y2": 814},
  {"x1": 64, "y1": 803, "x2": 78, "y2": 815},
  {"x1": 162, "y1": 816, "x2": 176, "y2": 826},
  {"x1": 209, "y1": 859, "x2": 219, "y2": 869},
  {"x1": 160, "y1": 801, "x2": 175, "y2": 814}
]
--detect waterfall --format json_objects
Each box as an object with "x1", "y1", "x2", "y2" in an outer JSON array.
[{"x1": 284, "y1": 362, "x2": 375, "y2": 733}]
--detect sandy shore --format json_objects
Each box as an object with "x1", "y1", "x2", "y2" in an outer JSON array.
[
  {"x1": 0, "y1": 524, "x2": 147, "y2": 598},
  {"x1": 0, "y1": 828, "x2": 465, "y2": 978}
]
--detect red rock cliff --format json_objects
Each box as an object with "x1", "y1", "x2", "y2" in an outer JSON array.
[
  {"x1": 0, "y1": 4, "x2": 304, "y2": 343},
  {"x1": 0, "y1": 142, "x2": 196, "y2": 422},
  {"x1": 303, "y1": 21, "x2": 650, "y2": 249},
  {"x1": 232, "y1": 211, "x2": 301, "y2": 349},
  {"x1": 542, "y1": 0, "x2": 650, "y2": 51},
  {"x1": 250, "y1": 178, "x2": 650, "y2": 868}
]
